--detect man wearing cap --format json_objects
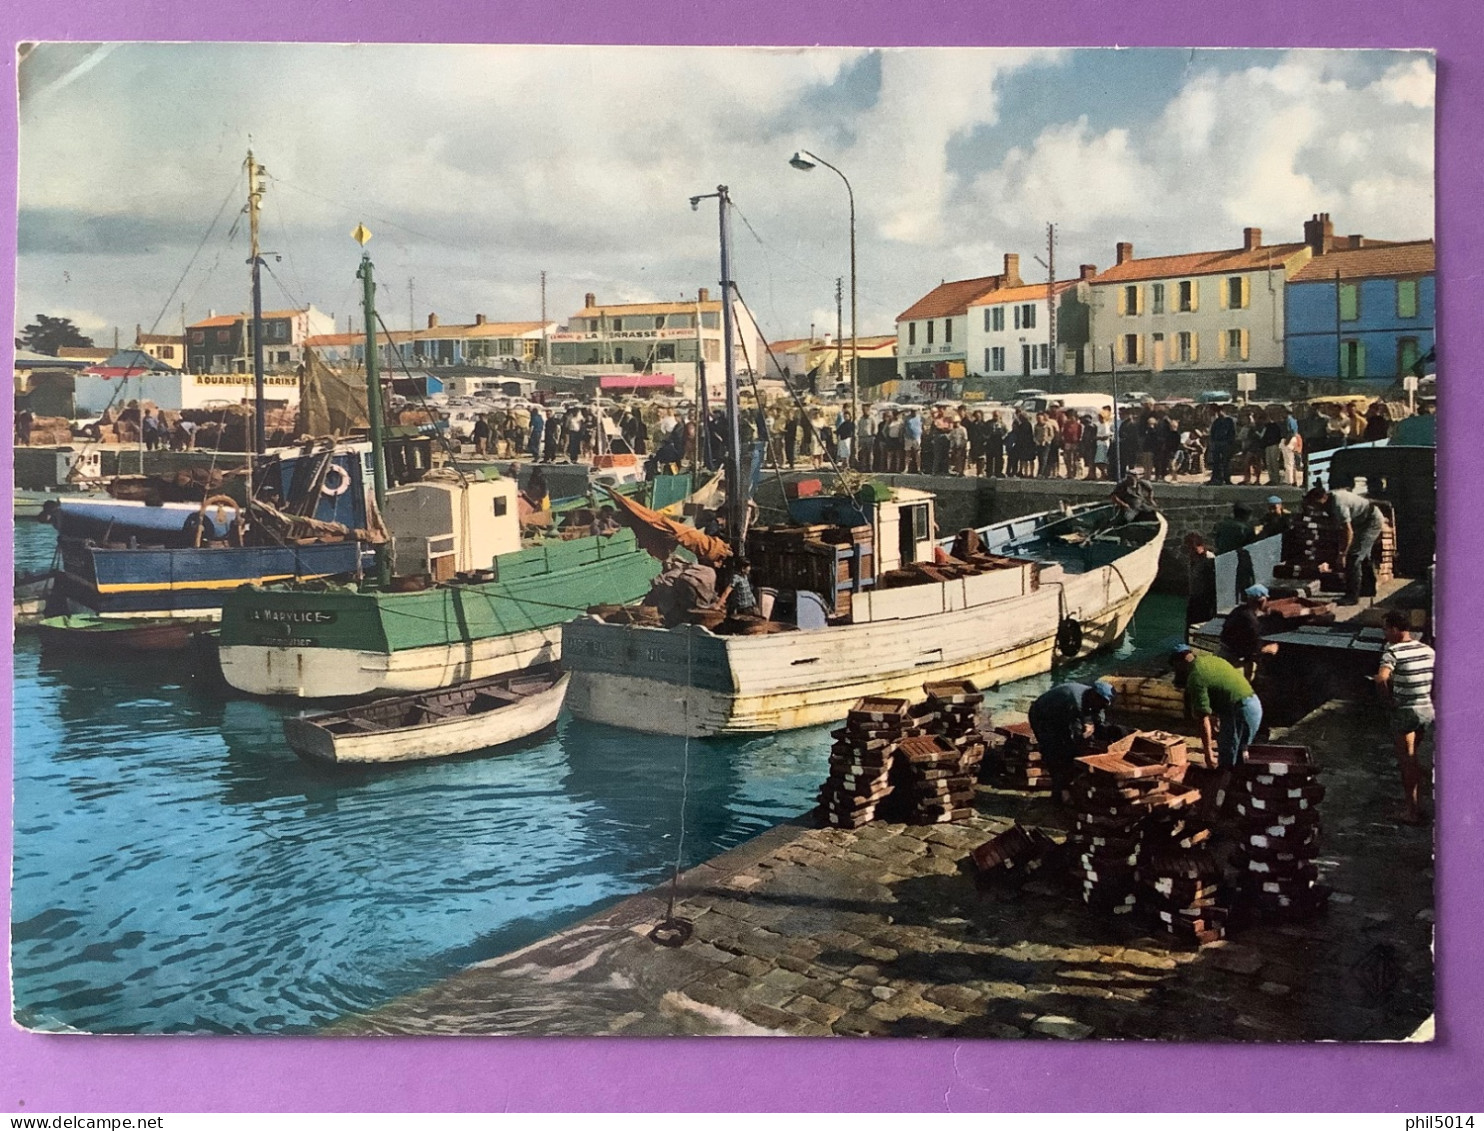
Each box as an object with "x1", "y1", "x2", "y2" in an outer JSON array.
[
  {"x1": 1305, "y1": 485, "x2": 1383, "y2": 606},
  {"x1": 1220, "y1": 585, "x2": 1280, "y2": 680},
  {"x1": 1171, "y1": 645, "x2": 1263, "y2": 771},
  {"x1": 1259, "y1": 496, "x2": 1293, "y2": 542},
  {"x1": 1028, "y1": 680, "x2": 1117, "y2": 798}
]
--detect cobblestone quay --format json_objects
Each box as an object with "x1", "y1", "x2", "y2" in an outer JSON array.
[{"x1": 334, "y1": 698, "x2": 1433, "y2": 1040}]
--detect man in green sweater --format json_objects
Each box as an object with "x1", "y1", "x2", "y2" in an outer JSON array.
[{"x1": 1170, "y1": 644, "x2": 1263, "y2": 770}]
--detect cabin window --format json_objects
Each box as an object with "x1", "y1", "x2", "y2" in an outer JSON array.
[
  {"x1": 913, "y1": 505, "x2": 931, "y2": 542},
  {"x1": 493, "y1": 497, "x2": 508, "y2": 517}
]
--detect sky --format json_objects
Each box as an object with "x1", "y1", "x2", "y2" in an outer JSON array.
[{"x1": 14, "y1": 44, "x2": 1435, "y2": 350}]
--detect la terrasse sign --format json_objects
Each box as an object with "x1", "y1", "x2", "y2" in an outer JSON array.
[{"x1": 549, "y1": 328, "x2": 699, "y2": 342}]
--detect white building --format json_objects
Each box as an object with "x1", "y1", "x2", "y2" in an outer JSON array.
[
  {"x1": 1087, "y1": 229, "x2": 1312, "y2": 377},
  {"x1": 965, "y1": 269, "x2": 1096, "y2": 380},
  {"x1": 547, "y1": 289, "x2": 763, "y2": 401},
  {"x1": 895, "y1": 254, "x2": 1025, "y2": 381}
]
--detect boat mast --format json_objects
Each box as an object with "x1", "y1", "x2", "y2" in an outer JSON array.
[
  {"x1": 354, "y1": 224, "x2": 391, "y2": 588},
  {"x1": 711, "y1": 186, "x2": 746, "y2": 548},
  {"x1": 246, "y1": 150, "x2": 268, "y2": 455}
]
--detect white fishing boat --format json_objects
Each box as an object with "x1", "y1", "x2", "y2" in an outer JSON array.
[
  {"x1": 282, "y1": 665, "x2": 569, "y2": 765},
  {"x1": 562, "y1": 495, "x2": 1166, "y2": 737}
]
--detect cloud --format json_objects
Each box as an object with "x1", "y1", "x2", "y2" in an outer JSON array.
[{"x1": 14, "y1": 46, "x2": 1435, "y2": 346}]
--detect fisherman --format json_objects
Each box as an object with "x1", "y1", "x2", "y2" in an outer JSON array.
[
  {"x1": 1219, "y1": 584, "x2": 1279, "y2": 680},
  {"x1": 1184, "y1": 532, "x2": 1219, "y2": 629},
  {"x1": 471, "y1": 413, "x2": 491, "y2": 456},
  {"x1": 1170, "y1": 644, "x2": 1262, "y2": 771},
  {"x1": 1376, "y1": 608, "x2": 1435, "y2": 825},
  {"x1": 1259, "y1": 495, "x2": 1293, "y2": 542},
  {"x1": 1027, "y1": 680, "x2": 1118, "y2": 799},
  {"x1": 1108, "y1": 468, "x2": 1156, "y2": 521},
  {"x1": 717, "y1": 557, "x2": 760, "y2": 618},
  {"x1": 527, "y1": 406, "x2": 545, "y2": 461},
  {"x1": 1304, "y1": 484, "x2": 1384, "y2": 606},
  {"x1": 1206, "y1": 403, "x2": 1236, "y2": 485},
  {"x1": 1212, "y1": 502, "x2": 1259, "y2": 555}
]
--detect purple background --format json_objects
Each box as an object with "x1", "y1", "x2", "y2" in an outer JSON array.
[{"x1": 3, "y1": 0, "x2": 1479, "y2": 1113}]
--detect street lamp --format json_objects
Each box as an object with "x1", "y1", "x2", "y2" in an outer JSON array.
[{"x1": 789, "y1": 149, "x2": 858, "y2": 430}]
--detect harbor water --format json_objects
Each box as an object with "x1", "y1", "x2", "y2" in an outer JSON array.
[{"x1": 9, "y1": 518, "x2": 1185, "y2": 1033}]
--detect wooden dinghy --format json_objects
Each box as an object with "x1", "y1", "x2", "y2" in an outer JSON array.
[
  {"x1": 282, "y1": 664, "x2": 569, "y2": 765},
  {"x1": 36, "y1": 612, "x2": 209, "y2": 652}
]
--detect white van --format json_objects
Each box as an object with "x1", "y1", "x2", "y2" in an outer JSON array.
[{"x1": 1017, "y1": 392, "x2": 1118, "y2": 417}]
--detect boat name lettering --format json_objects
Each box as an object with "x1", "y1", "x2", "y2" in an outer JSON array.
[{"x1": 246, "y1": 609, "x2": 337, "y2": 624}]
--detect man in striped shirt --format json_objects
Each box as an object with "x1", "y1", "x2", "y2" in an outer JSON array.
[{"x1": 1376, "y1": 609, "x2": 1435, "y2": 825}]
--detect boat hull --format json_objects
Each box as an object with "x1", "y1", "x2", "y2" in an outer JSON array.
[
  {"x1": 562, "y1": 510, "x2": 1166, "y2": 737},
  {"x1": 216, "y1": 529, "x2": 662, "y2": 699},
  {"x1": 36, "y1": 614, "x2": 212, "y2": 653},
  {"x1": 284, "y1": 673, "x2": 569, "y2": 764}
]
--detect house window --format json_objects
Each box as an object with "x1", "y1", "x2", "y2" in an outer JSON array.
[
  {"x1": 983, "y1": 309, "x2": 991, "y2": 332},
  {"x1": 1123, "y1": 334, "x2": 1139, "y2": 364},
  {"x1": 191, "y1": 330, "x2": 205, "y2": 344},
  {"x1": 908, "y1": 322, "x2": 916, "y2": 346},
  {"x1": 944, "y1": 318, "x2": 952, "y2": 344},
  {"x1": 701, "y1": 311, "x2": 719, "y2": 330},
  {"x1": 1397, "y1": 337, "x2": 1420, "y2": 376},
  {"x1": 1227, "y1": 329, "x2": 1242, "y2": 357},
  {"x1": 1178, "y1": 281, "x2": 1194, "y2": 312},
  {"x1": 992, "y1": 306, "x2": 1005, "y2": 331},
  {"x1": 984, "y1": 348, "x2": 992, "y2": 372},
  {"x1": 1339, "y1": 283, "x2": 1359, "y2": 322},
  {"x1": 1227, "y1": 277, "x2": 1244, "y2": 309},
  {"x1": 655, "y1": 316, "x2": 666, "y2": 330},
  {"x1": 611, "y1": 318, "x2": 623, "y2": 332},
  {"x1": 1037, "y1": 344, "x2": 1050, "y2": 369},
  {"x1": 161, "y1": 346, "x2": 174, "y2": 359},
  {"x1": 216, "y1": 329, "x2": 231, "y2": 343},
  {"x1": 990, "y1": 346, "x2": 1006, "y2": 372},
  {"x1": 277, "y1": 350, "x2": 291, "y2": 364},
  {"x1": 613, "y1": 347, "x2": 625, "y2": 364},
  {"x1": 1177, "y1": 331, "x2": 1193, "y2": 362},
  {"x1": 1342, "y1": 339, "x2": 1365, "y2": 378},
  {"x1": 1151, "y1": 284, "x2": 1165, "y2": 314},
  {"x1": 1397, "y1": 279, "x2": 1419, "y2": 319},
  {"x1": 1020, "y1": 304, "x2": 1037, "y2": 329},
  {"x1": 1123, "y1": 285, "x2": 1140, "y2": 316},
  {"x1": 658, "y1": 343, "x2": 676, "y2": 361},
  {"x1": 927, "y1": 321, "x2": 935, "y2": 345}
]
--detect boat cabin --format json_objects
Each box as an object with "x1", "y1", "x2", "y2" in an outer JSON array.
[{"x1": 385, "y1": 476, "x2": 521, "y2": 581}]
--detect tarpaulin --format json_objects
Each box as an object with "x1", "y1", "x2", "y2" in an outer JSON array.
[{"x1": 602, "y1": 484, "x2": 731, "y2": 566}]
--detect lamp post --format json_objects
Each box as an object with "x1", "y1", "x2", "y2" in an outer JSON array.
[{"x1": 790, "y1": 149, "x2": 857, "y2": 429}]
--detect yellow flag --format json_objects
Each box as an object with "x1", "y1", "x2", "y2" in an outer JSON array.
[{"x1": 351, "y1": 223, "x2": 373, "y2": 246}]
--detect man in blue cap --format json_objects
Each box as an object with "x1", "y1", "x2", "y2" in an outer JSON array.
[
  {"x1": 1171, "y1": 645, "x2": 1263, "y2": 771},
  {"x1": 1220, "y1": 584, "x2": 1279, "y2": 679},
  {"x1": 1259, "y1": 495, "x2": 1293, "y2": 542},
  {"x1": 1027, "y1": 680, "x2": 1117, "y2": 799}
]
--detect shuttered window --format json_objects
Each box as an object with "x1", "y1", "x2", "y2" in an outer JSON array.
[
  {"x1": 1397, "y1": 279, "x2": 1419, "y2": 318},
  {"x1": 1339, "y1": 283, "x2": 1360, "y2": 322}
]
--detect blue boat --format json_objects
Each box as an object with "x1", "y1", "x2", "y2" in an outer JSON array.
[{"x1": 44, "y1": 442, "x2": 384, "y2": 620}]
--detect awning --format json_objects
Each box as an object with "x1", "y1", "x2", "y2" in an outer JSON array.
[{"x1": 597, "y1": 373, "x2": 675, "y2": 390}]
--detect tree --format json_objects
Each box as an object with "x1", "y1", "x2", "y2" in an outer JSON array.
[{"x1": 19, "y1": 314, "x2": 94, "y2": 356}]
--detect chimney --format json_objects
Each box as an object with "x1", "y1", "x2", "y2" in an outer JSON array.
[
  {"x1": 1079, "y1": 263, "x2": 1097, "y2": 281},
  {"x1": 584, "y1": 292, "x2": 596, "y2": 309},
  {"x1": 1243, "y1": 227, "x2": 1262, "y2": 251},
  {"x1": 1303, "y1": 213, "x2": 1335, "y2": 256},
  {"x1": 698, "y1": 287, "x2": 710, "y2": 302},
  {"x1": 1003, "y1": 253, "x2": 1022, "y2": 287},
  {"x1": 1115, "y1": 242, "x2": 1133, "y2": 265},
  {"x1": 427, "y1": 313, "x2": 439, "y2": 329},
  {"x1": 475, "y1": 313, "x2": 486, "y2": 325},
  {"x1": 1347, "y1": 234, "x2": 1365, "y2": 249}
]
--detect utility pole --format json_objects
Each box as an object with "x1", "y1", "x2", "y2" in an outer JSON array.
[
  {"x1": 1046, "y1": 222, "x2": 1057, "y2": 394},
  {"x1": 246, "y1": 149, "x2": 268, "y2": 454},
  {"x1": 835, "y1": 277, "x2": 844, "y2": 381},
  {"x1": 540, "y1": 270, "x2": 548, "y2": 370}
]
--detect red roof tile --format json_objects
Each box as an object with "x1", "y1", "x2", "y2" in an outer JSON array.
[
  {"x1": 1092, "y1": 243, "x2": 1308, "y2": 284},
  {"x1": 897, "y1": 275, "x2": 1006, "y2": 322},
  {"x1": 1288, "y1": 240, "x2": 1435, "y2": 283},
  {"x1": 967, "y1": 279, "x2": 1081, "y2": 307}
]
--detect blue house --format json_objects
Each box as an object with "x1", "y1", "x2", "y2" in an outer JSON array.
[{"x1": 1285, "y1": 214, "x2": 1434, "y2": 381}]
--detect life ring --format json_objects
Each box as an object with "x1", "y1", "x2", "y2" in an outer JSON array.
[
  {"x1": 1056, "y1": 616, "x2": 1084, "y2": 658},
  {"x1": 321, "y1": 463, "x2": 351, "y2": 497},
  {"x1": 195, "y1": 494, "x2": 242, "y2": 548}
]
